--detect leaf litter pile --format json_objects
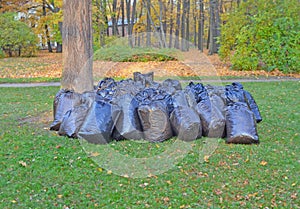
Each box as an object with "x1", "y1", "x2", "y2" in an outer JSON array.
[{"x1": 1, "y1": 50, "x2": 299, "y2": 79}]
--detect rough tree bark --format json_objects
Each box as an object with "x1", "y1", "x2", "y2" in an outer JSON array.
[{"x1": 61, "y1": 0, "x2": 94, "y2": 93}]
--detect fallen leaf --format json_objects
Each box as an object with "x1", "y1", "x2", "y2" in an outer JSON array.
[
  {"x1": 107, "y1": 170, "x2": 112, "y2": 175},
  {"x1": 204, "y1": 155, "x2": 210, "y2": 163},
  {"x1": 90, "y1": 152, "x2": 100, "y2": 157},
  {"x1": 57, "y1": 194, "x2": 63, "y2": 199},
  {"x1": 260, "y1": 160, "x2": 268, "y2": 166},
  {"x1": 19, "y1": 161, "x2": 27, "y2": 167}
]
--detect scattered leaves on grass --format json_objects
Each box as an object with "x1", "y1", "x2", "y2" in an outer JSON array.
[{"x1": 260, "y1": 160, "x2": 268, "y2": 166}]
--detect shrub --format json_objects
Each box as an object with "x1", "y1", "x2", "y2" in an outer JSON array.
[{"x1": 219, "y1": 0, "x2": 300, "y2": 73}]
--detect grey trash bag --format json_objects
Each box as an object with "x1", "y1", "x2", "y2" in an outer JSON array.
[
  {"x1": 172, "y1": 90, "x2": 189, "y2": 108},
  {"x1": 78, "y1": 97, "x2": 121, "y2": 144},
  {"x1": 226, "y1": 82, "x2": 262, "y2": 123},
  {"x1": 133, "y1": 72, "x2": 154, "y2": 87},
  {"x1": 195, "y1": 98, "x2": 226, "y2": 138},
  {"x1": 226, "y1": 102, "x2": 259, "y2": 144},
  {"x1": 112, "y1": 94, "x2": 143, "y2": 140},
  {"x1": 244, "y1": 90, "x2": 262, "y2": 123},
  {"x1": 58, "y1": 92, "x2": 95, "y2": 138},
  {"x1": 170, "y1": 106, "x2": 202, "y2": 141},
  {"x1": 50, "y1": 89, "x2": 82, "y2": 131},
  {"x1": 161, "y1": 79, "x2": 182, "y2": 95},
  {"x1": 138, "y1": 101, "x2": 173, "y2": 142}
]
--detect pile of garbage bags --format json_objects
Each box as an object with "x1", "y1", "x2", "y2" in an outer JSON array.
[{"x1": 50, "y1": 72, "x2": 262, "y2": 144}]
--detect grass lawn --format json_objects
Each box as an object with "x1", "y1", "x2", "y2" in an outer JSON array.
[{"x1": 0, "y1": 81, "x2": 299, "y2": 208}]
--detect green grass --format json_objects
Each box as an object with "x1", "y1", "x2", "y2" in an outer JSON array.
[
  {"x1": 0, "y1": 81, "x2": 299, "y2": 208},
  {"x1": 0, "y1": 77, "x2": 61, "y2": 84},
  {"x1": 93, "y1": 45, "x2": 182, "y2": 62}
]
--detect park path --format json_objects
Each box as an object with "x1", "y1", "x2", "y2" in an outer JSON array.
[{"x1": 0, "y1": 77, "x2": 299, "y2": 88}]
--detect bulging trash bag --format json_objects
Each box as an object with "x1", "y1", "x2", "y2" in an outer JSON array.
[
  {"x1": 58, "y1": 91, "x2": 95, "y2": 138},
  {"x1": 244, "y1": 90, "x2": 262, "y2": 123},
  {"x1": 114, "y1": 79, "x2": 143, "y2": 97},
  {"x1": 226, "y1": 102, "x2": 259, "y2": 144},
  {"x1": 134, "y1": 72, "x2": 154, "y2": 87},
  {"x1": 112, "y1": 94, "x2": 143, "y2": 140},
  {"x1": 195, "y1": 96, "x2": 226, "y2": 138},
  {"x1": 170, "y1": 106, "x2": 202, "y2": 141},
  {"x1": 226, "y1": 82, "x2": 262, "y2": 123},
  {"x1": 96, "y1": 77, "x2": 117, "y2": 91},
  {"x1": 50, "y1": 89, "x2": 82, "y2": 131},
  {"x1": 172, "y1": 90, "x2": 189, "y2": 108},
  {"x1": 138, "y1": 102, "x2": 173, "y2": 142},
  {"x1": 184, "y1": 82, "x2": 208, "y2": 108},
  {"x1": 78, "y1": 95, "x2": 121, "y2": 144},
  {"x1": 136, "y1": 88, "x2": 174, "y2": 142},
  {"x1": 162, "y1": 79, "x2": 182, "y2": 95}
]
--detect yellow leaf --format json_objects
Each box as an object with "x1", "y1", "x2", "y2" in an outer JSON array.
[
  {"x1": 156, "y1": 144, "x2": 160, "y2": 148},
  {"x1": 260, "y1": 160, "x2": 268, "y2": 166},
  {"x1": 90, "y1": 152, "x2": 100, "y2": 157},
  {"x1": 57, "y1": 194, "x2": 63, "y2": 199},
  {"x1": 19, "y1": 161, "x2": 27, "y2": 167},
  {"x1": 166, "y1": 180, "x2": 172, "y2": 185},
  {"x1": 204, "y1": 155, "x2": 210, "y2": 163},
  {"x1": 98, "y1": 168, "x2": 103, "y2": 172},
  {"x1": 107, "y1": 170, "x2": 112, "y2": 175}
]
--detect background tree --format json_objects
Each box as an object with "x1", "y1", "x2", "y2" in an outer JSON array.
[
  {"x1": 0, "y1": 12, "x2": 38, "y2": 57},
  {"x1": 219, "y1": 0, "x2": 300, "y2": 73},
  {"x1": 61, "y1": 0, "x2": 94, "y2": 93}
]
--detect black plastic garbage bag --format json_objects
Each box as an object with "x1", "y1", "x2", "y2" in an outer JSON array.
[
  {"x1": 138, "y1": 101, "x2": 173, "y2": 142},
  {"x1": 170, "y1": 106, "x2": 202, "y2": 141},
  {"x1": 50, "y1": 89, "x2": 82, "y2": 131},
  {"x1": 135, "y1": 88, "x2": 174, "y2": 114},
  {"x1": 172, "y1": 90, "x2": 189, "y2": 108},
  {"x1": 226, "y1": 82, "x2": 262, "y2": 123},
  {"x1": 226, "y1": 102, "x2": 259, "y2": 144},
  {"x1": 78, "y1": 99, "x2": 121, "y2": 144},
  {"x1": 195, "y1": 96, "x2": 226, "y2": 138},
  {"x1": 244, "y1": 90, "x2": 262, "y2": 123},
  {"x1": 134, "y1": 72, "x2": 154, "y2": 87},
  {"x1": 58, "y1": 91, "x2": 95, "y2": 138},
  {"x1": 184, "y1": 82, "x2": 207, "y2": 108},
  {"x1": 114, "y1": 79, "x2": 144, "y2": 97},
  {"x1": 162, "y1": 79, "x2": 182, "y2": 95},
  {"x1": 97, "y1": 77, "x2": 116, "y2": 90},
  {"x1": 112, "y1": 94, "x2": 143, "y2": 140}
]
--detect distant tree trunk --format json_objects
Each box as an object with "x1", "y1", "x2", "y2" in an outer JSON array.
[
  {"x1": 208, "y1": 0, "x2": 220, "y2": 54},
  {"x1": 174, "y1": 0, "x2": 181, "y2": 49},
  {"x1": 193, "y1": 0, "x2": 197, "y2": 47},
  {"x1": 61, "y1": 0, "x2": 93, "y2": 93},
  {"x1": 181, "y1": 0, "x2": 186, "y2": 51},
  {"x1": 198, "y1": 0, "x2": 204, "y2": 51},
  {"x1": 56, "y1": 21, "x2": 63, "y2": 53},
  {"x1": 43, "y1": 0, "x2": 52, "y2": 52},
  {"x1": 185, "y1": 0, "x2": 190, "y2": 51},
  {"x1": 146, "y1": 0, "x2": 151, "y2": 46},
  {"x1": 121, "y1": 0, "x2": 125, "y2": 37},
  {"x1": 112, "y1": 0, "x2": 118, "y2": 35},
  {"x1": 169, "y1": 0, "x2": 174, "y2": 48}
]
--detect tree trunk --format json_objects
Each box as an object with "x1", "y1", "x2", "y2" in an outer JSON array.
[
  {"x1": 174, "y1": 0, "x2": 181, "y2": 49},
  {"x1": 43, "y1": 0, "x2": 52, "y2": 53},
  {"x1": 181, "y1": 0, "x2": 186, "y2": 51},
  {"x1": 56, "y1": 21, "x2": 63, "y2": 53},
  {"x1": 61, "y1": 0, "x2": 94, "y2": 93},
  {"x1": 146, "y1": 0, "x2": 151, "y2": 47},
  {"x1": 198, "y1": 0, "x2": 204, "y2": 52},
  {"x1": 169, "y1": 0, "x2": 174, "y2": 48},
  {"x1": 185, "y1": 0, "x2": 190, "y2": 51},
  {"x1": 121, "y1": 0, "x2": 125, "y2": 37}
]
